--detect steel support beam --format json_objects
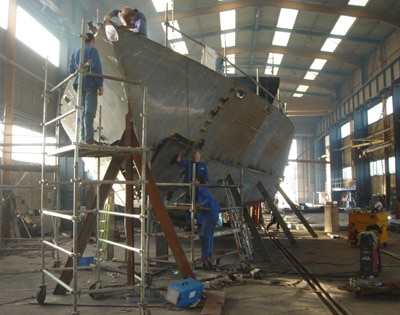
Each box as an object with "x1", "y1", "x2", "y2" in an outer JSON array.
[
  {"x1": 256, "y1": 181, "x2": 296, "y2": 245},
  {"x1": 226, "y1": 174, "x2": 271, "y2": 262},
  {"x1": 276, "y1": 185, "x2": 318, "y2": 238}
]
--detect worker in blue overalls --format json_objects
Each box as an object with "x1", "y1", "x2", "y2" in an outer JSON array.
[
  {"x1": 195, "y1": 176, "x2": 220, "y2": 269},
  {"x1": 176, "y1": 148, "x2": 210, "y2": 231}
]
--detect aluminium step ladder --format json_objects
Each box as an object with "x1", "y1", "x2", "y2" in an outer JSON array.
[{"x1": 223, "y1": 180, "x2": 254, "y2": 261}]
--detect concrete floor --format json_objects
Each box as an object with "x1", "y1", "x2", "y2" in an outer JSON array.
[{"x1": 1, "y1": 211, "x2": 400, "y2": 315}]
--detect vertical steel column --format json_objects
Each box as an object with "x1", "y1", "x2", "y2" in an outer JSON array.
[
  {"x1": 72, "y1": 20, "x2": 86, "y2": 314},
  {"x1": 314, "y1": 136, "x2": 327, "y2": 197},
  {"x1": 353, "y1": 109, "x2": 371, "y2": 207},
  {"x1": 140, "y1": 86, "x2": 148, "y2": 310},
  {"x1": 392, "y1": 84, "x2": 400, "y2": 216},
  {"x1": 125, "y1": 113, "x2": 135, "y2": 286},
  {"x1": 329, "y1": 125, "x2": 343, "y2": 203},
  {"x1": 382, "y1": 98, "x2": 391, "y2": 211},
  {"x1": 39, "y1": 57, "x2": 49, "y2": 297},
  {"x1": 1, "y1": 0, "x2": 17, "y2": 239}
]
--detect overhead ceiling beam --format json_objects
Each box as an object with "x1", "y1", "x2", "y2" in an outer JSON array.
[
  {"x1": 225, "y1": 46, "x2": 360, "y2": 68},
  {"x1": 279, "y1": 87, "x2": 332, "y2": 98},
  {"x1": 39, "y1": 0, "x2": 78, "y2": 32},
  {"x1": 284, "y1": 97, "x2": 334, "y2": 117},
  {"x1": 249, "y1": 6, "x2": 262, "y2": 67},
  {"x1": 188, "y1": 23, "x2": 379, "y2": 46},
  {"x1": 37, "y1": 0, "x2": 97, "y2": 36},
  {"x1": 183, "y1": 43, "x2": 359, "y2": 69},
  {"x1": 263, "y1": 0, "x2": 400, "y2": 29},
  {"x1": 278, "y1": 76, "x2": 336, "y2": 93},
  {"x1": 235, "y1": 61, "x2": 349, "y2": 77},
  {"x1": 151, "y1": 0, "x2": 400, "y2": 29}
]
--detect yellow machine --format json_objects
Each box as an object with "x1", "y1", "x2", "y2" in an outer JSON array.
[{"x1": 347, "y1": 211, "x2": 389, "y2": 246}]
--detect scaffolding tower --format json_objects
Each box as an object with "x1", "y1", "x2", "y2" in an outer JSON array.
[
  {"x1": 36, "y1": 20, "x2": 200, "y2": 315},
  {"x1": 36, "y1": 22, "x2": 153, "y2": 314}
]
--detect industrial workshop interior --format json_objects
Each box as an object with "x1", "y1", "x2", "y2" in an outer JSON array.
[{"x1": 2, "y1": 0, "x2": 400, "y2": 314}]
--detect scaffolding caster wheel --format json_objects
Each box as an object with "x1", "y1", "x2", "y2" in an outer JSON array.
[{"x1": 36, "y1": 285, "x2": 46, "y2": 305}]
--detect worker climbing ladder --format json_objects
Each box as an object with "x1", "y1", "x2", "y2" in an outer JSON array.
[{"x1": 223, "y1": 179, "x2": 254, "y2": 261}]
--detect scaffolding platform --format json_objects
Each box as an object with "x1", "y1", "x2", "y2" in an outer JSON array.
[{"x1": 47, "y1": 143, "x2": 142, "y2": 158}]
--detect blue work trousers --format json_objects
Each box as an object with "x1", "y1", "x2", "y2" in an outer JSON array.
[
  {"x1": 80, "y1": 86, "x2": 98, "y2": 142},
  {"x1": 200, "y1": 216, "x2": 218, "y2": 259}
]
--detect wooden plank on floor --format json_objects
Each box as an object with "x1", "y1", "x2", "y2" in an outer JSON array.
[{"x1": 200, "y1": 290, "x2": 225, "y2": 315}]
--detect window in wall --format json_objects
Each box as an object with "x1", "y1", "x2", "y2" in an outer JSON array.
[
  {"x1": 342, "y1": 166, "x2": 352, "y2": 180},
  {"x1": 386, "y1": 96, "x2": 393, "y2": 115},
  {"x1": 282, "y1": 139, "x2": 298, "y2": 205},
  {"x1": 325, "y1": 134, "x2": 330, "y2": 147},
  {"x1": 0, "y1": 124, "x2": 56, "y2": 165},
  {"x1": 370, "y1": 159, "x2": 385, "y2": 176},
  {"x1": 0, "y1": 0, "x2": 8, "y2": 29},
  {"x1": 15, "y1": 6, "x2": 60, "y2": 67},
  {"x1": 341, "y1": 121, "x2": 350, "y2": 138},
  {"x1": 367, "y1": 103, "x2": 382, "y2": 125},
  {"x1": 389, "y1": 156, "x2": 396, "y2": 174}
]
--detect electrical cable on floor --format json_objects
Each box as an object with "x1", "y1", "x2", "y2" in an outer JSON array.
[{"x1": 0, "y1": 296, "x2": 35, "y2": 306}]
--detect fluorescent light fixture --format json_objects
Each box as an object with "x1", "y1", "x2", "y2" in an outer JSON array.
[
  {"x1": 304, "y1": 71, "x2": 318, "y2": 80},
  {"x1": 277, "y1": 8, "x2": 298, "y2": 29},
  {"x1": 162, "y1": 20, "x2": 182, "y2": 40},
  {"x1": 331, "y1": 15, "x2": 356, "y2": 36},
  {"x1": 348, "y1": 0, "x2": 369, "y2": 6},
  {"x1": 170, "y1": 41, "x2": 188, "y2": 55},
  {"x1": 152, "y1": 0, "x2": 173, "y2": 13},
  {"x1": 293, "y1": 93, "x2": 304, "y2": 97},
  {"x1": 221, "y1": 32, "x2": 236, "y2": 47},
  {"x1": 265, "y1": 53, "x2": 283, "y2": 75},
  {"x1": 272, "y1": 31, "x2": 291, "y2": 47},
  {"x1": 264, "y1": 66, "x2": 279, "y2": 75},
  {"x1": 220, "y1": 10, "x2": 236, "y2": 30},
  {"x1": 267, "y1": 52, "x2": 284, "y2": 65},
  {"x1": 296, "y1": 85, "x2": 309, "y2": 92},
  {"x1": 321, "y1": 38, "x2": 342, "y2": 52},
  {"x1": 310, "y1": 58, "x2": 327, "y2": 70}
]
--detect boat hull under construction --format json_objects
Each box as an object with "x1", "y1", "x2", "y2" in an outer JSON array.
[{"x1": 60, "y1": 25, "x2": 295, "y2": 207}]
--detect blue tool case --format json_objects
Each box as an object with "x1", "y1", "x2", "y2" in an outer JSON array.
[{"x1": 165, "y1": 278, "x2": 204, "y2": 307}]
